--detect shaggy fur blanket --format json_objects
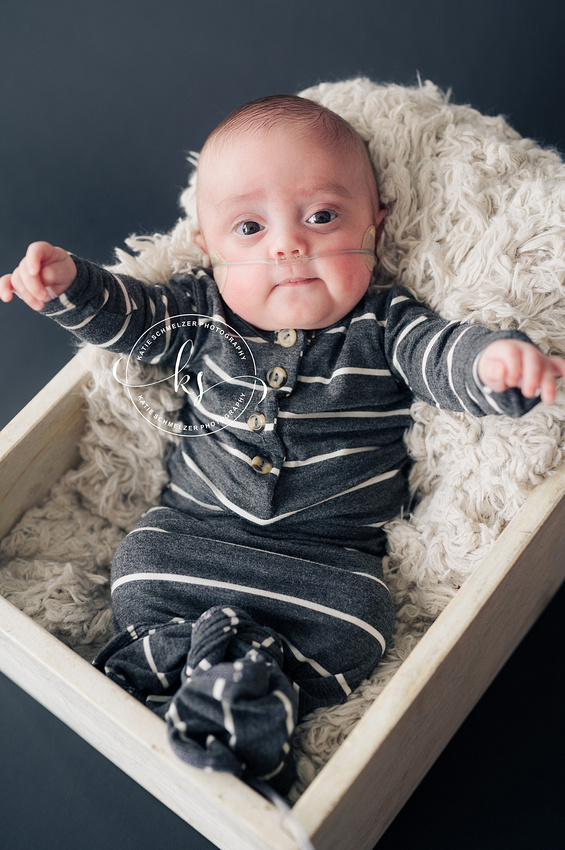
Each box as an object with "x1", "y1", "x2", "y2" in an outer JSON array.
[{"x1": 1, "y1": 78, "x2": 564, "y2": 800}]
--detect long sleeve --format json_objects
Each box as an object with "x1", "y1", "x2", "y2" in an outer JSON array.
[
  {"x1": 381, "y1": 285, "x2": 541, "y2": 418},
  {"x1": 41, "y1": 256, "x2": 204, "y2": 366}
]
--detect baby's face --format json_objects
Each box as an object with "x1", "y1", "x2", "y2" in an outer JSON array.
[{"x1": 196, "y1": 125, "x2": 385, "y2": 331}]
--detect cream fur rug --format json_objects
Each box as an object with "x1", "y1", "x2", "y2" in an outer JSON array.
[{"x1": 1, "y1": 78, "x2": 564, "y2": 801}]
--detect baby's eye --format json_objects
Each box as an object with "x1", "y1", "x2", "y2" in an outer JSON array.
[
  {"x1": 307, "y1": 210, "x2": 337, "y2": 225},
  {"x1": 236, "y1": 220, "x2": 264, "y2": 236}
]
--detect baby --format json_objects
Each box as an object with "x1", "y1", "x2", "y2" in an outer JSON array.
[{"x1": 2, "y1": 94, "x2": 565, "y2": 793}]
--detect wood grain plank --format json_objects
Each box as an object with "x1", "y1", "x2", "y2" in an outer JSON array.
[
  {"x1": 0, "y1": 349, "x2": 90, "y2": 540},
  {"x1": 294, "y1": 464, "x2": 565, "y2": 849},
  {"x1": 0, "y1": 594, "x2": 299, "y2": 850}
]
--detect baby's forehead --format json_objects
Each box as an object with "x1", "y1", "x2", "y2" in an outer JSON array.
[
  {"x1": 198, "y1": 121, "x2": 370, "y2": 191},
  {"x1": 201, "y1": 120, "x2": 318, "y2": 163}
]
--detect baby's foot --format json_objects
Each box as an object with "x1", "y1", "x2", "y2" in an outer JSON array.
[{"x1": 166, "y1": 606, "x2": 298, "y2": 793}]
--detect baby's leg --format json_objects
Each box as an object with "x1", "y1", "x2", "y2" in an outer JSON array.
[
  {"x1": 95, "y1": 508, "x2": 302, "y2": 789},
  {"x1": 96, "y1": 506, "x2": 395, "y2": 788},
  {"x1": 108, "y1": 508, "x2": 394, "y2": 710}
]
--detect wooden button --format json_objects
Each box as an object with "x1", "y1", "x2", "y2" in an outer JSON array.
[
  {"x1": 251, "y1": 455, "x2": 273, "y2": 474},
  {"x1": 266, "y1": 366, "x2": 288, "y2": 389},
  {"x1": 247, "y1": 412, "x2": 266, "y2": 432},
  {"x1": 276, "y1": 328, "x2": 297, "y2": 348}
]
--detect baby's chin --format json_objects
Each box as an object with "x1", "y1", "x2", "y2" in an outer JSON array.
[
  {"x1": 247, "y1": 311, "x2": 347, "y2": 333},
  {"x1": 260, "y1": 299, "x2": 366, "y2": 332},
  {"x1": 225, "y1": 279, "x2": 371, "y2": 332}
]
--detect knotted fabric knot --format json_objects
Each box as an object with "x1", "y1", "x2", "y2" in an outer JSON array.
[{"x1": 166, "y1": 606, "x2": 299, "y2": 792}]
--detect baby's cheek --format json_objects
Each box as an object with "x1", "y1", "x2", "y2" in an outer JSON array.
[
  {"x1": 219, "y1": 274, "x2": 262, "y2": 321},
  {"x1": 209, "y1": 251, "x2": 228, "y2": 293}
]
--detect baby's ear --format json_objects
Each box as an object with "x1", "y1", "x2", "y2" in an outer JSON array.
[
  {"x1": 194, "y1": 231, "x2": 207, "y2": 253},
  {"x1": 375, "y1": 207, "x2": 387, "y2": 244},
  {"x1": 194, "y1": 232, "x2": 211, "y2": 269}
]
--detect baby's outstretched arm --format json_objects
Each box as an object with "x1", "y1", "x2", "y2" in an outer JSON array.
[
  {"x1": 478, "y1": 339, "x2": 565, "y2": 405},
  {"x1": 0, "y1": 241, "x2": 77, "y2": 311}
]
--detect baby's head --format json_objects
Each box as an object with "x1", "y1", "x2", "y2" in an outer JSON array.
[{"x1": 195, "y1": 94, "x2": 386, "y2": 331}]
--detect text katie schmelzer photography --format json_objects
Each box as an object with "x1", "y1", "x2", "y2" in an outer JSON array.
[{"x1": 112, "y1": 313, "x2": 267, "y2": 437}]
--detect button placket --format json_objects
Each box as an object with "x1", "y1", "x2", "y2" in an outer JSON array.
[{"x1": 246, "y1": 329, "x2": 304, "y2": 477}]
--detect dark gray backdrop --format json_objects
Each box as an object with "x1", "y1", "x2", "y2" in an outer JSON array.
[{"x1": 1, "y1": 2, "x2": 563, "y2": 848}]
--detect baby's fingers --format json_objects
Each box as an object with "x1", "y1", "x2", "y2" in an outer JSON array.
[
  {"x1": 523, "y1": 352, "x2": 565, "y2": 405},
  {"x1": 6, "y1": 264, "x2": 47, "y2": 311},
  {"x1": 478, "y1": 339, "x2": 560, "y2": 403},
  {"x1": 0, "y1": 273, "x2": 15, "y2": 303},
  {"x1": 479, "y1": 342, "x2": 523, "y2": 393},
  {"x1": 541, "y1": 356, "x2": 565, "y2": 404},
  {"x1": 518, "y1": 345, "x2": 544, "y2": 398},
  {"x1": 25, "y1": 241, "x2": 61, "y2": 272},
  {"x1": 20, "y1": 243, "x2": 57, "y2": 301},
  {"x1": 10, "y1": 259, "x2": 44, "y2": 304}
]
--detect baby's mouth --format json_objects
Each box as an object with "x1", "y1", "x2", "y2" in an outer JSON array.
[{"x1": 275, "y1": 276, "x2": 318, "y2": 287}]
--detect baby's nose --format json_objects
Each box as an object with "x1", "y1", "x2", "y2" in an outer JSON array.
[
  {"x1": 276, "y1": 250, "x2": 301, "y2": 263},
  {"x1": 272, "y1": 227, "x2": 308, "y2": 260}
]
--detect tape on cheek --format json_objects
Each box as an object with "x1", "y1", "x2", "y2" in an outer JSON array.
[
  {"x1": 361, "y1": 226, "x2": 376, "y2": 270},
  {"x1": 209, "y1": 250, "x2": 228, "y2": 294}
]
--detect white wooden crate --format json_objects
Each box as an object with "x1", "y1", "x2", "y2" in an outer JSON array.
[{"x1": 1, "y1": 348, "x2": 564, "y2": 850}]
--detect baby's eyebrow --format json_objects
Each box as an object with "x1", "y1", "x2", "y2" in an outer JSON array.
[
  {"x1": 216, "y1": 182, "x2": 354, "y2": 210},
  {"x1": 305, "y1": 182, "x2": 354, "y2": 200},
  {"x1": 216, "y1": 192, "x2": 261, "y2": 210}
]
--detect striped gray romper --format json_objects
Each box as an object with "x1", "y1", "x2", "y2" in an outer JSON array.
[{"x1": 43, "y1": 258, "x2": 538, "y2": 789}]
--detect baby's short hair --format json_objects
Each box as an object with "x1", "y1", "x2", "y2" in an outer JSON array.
[
  {"x1": 204, "y1": 94, "x2": 363, "y2": 153},
  {"x1": 201, "y1": 94, "x2": 379, "y2": 207}
]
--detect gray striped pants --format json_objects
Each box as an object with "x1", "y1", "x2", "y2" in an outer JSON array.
[{"x1": 94, "y1": 504, "x2": 395, "y2": 790}]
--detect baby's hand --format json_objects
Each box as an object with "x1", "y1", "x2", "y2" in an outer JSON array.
[
  {"x1": 478, "y1": 339, "x2": 565, "y2": 404},
  {"x1": 0, "y1": 241, "x2": 77, "y2": 311}
]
